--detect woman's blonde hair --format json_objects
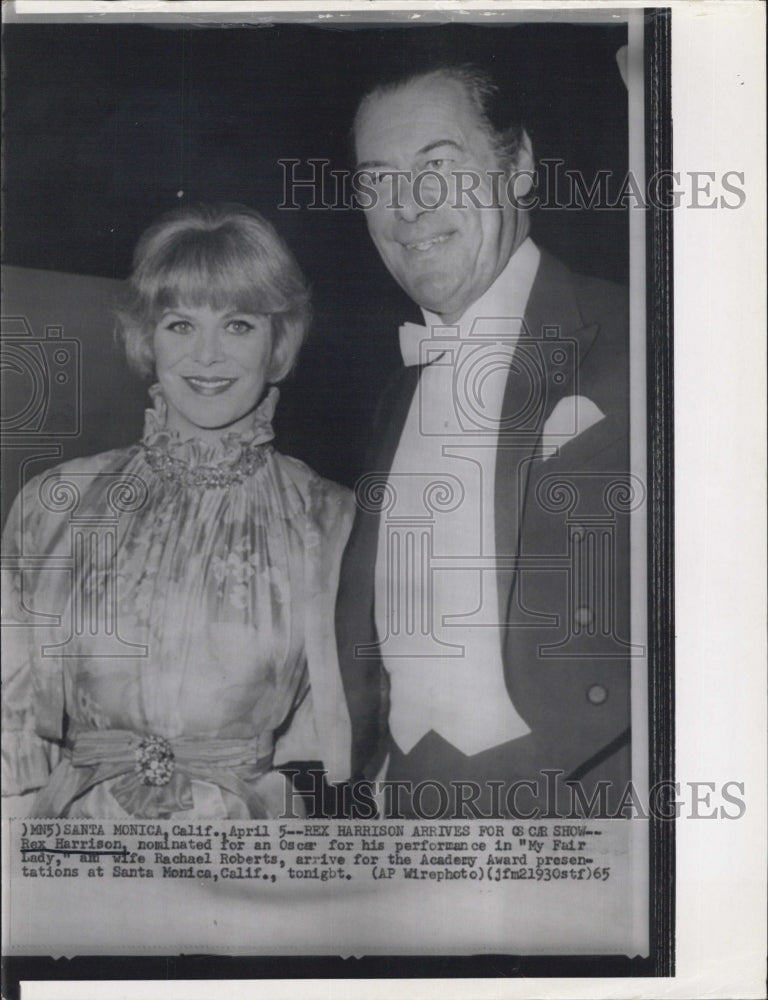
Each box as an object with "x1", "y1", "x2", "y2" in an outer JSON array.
[{"x1": 117, "y1": 203, "x2": 311, "y2": 382}]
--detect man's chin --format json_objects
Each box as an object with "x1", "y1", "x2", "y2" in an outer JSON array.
[{"x1": 400, "y1": 276, "x2": 463, "y2": 319}]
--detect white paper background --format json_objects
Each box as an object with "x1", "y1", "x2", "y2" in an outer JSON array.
[{"x1": 7, "y1": 0, "x2": 767, "y2": 998}]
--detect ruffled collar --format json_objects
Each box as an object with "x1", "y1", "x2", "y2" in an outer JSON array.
[{"x1": 140, "y1": 384, "x2": 277, "y2": 489}]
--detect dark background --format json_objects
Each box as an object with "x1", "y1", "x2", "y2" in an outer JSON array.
[{"x1": 2, "y1": 20, "x2": 628, "y2": 508}]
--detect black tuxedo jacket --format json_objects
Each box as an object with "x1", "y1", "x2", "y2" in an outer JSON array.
[{"x1": 336, "y1": 250, "x2": 634, "y2": 812}]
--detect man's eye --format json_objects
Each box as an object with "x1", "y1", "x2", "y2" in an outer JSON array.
[
  {"x1": 226, "y1": 319, "x2": 256, "y2": 335},
  {"x1": 424, "y1": 158, "x2": 455, "y2": 173},
  {"x1": 364, "y1": 170, "x2": 397, "y2": 188}
]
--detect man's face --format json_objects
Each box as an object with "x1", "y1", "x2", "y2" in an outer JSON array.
[{"x1": 355, "y1": 76, "x2": 530, "y2": 323}]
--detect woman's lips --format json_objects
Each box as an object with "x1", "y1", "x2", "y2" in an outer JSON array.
[{"x1": 182, "y1": 375, "x2": 237, "y2": 396}]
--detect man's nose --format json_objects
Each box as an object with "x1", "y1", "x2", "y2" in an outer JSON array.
[
  {"x1": 393, "y1": 174, "x2": 432, "y2": 223},
  {"x1": 192, "y1": 327, "x2": 224, "y2": 364}
]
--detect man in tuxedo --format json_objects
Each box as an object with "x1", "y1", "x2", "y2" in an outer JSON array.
[{"x1": 336, "y1": 65, "x2": 637, "y2": 818}]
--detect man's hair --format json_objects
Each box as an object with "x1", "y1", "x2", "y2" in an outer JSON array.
[
  {"x1": 353, "y1": 64, "x2": 525, "y2": 170},
  {"x1": 116, "y1": 203, "x2": 311, "y2": 383}
]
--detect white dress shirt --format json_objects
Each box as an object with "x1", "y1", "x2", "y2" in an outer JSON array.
[{"x1": 374, "y1": 238, "x2": 541, "y2": 755}]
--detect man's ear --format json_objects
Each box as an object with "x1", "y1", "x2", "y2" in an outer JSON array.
[{"x1": 509, "y1": 129, "x2": 535, "y2": 200}]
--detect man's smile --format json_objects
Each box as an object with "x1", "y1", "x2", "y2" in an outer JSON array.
[{"x1": 402, "y1": 233, "x2": 453, "y2": 253}]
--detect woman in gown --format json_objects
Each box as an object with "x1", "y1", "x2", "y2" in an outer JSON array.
[{"x1": 1, "y1": 203, "x2": 353, "y2": 819}]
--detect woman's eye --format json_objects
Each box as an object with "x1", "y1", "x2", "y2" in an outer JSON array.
[
  {"x1": 426, "y1": 159, "x2": 446, "y2": 170},
  {"x1": 166, "y1": 320, "x2": 193, "y2": 334},
  {"x1": 226, "y1": 319, "x2": 256, "y2": 335}
]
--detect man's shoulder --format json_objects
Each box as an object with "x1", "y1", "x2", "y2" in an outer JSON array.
[
  {"x1": 530, "y1": 250, "x2": 629, "y2": 390},
  {"x1": 534, "y1": 247, "x2": 628, "y2": 328},
  {"x1": 526, "y1": 249, "x2": 629, "y2": 437},
  {"x1": 571, "y1": 271, "x2": 628, "y2": 328}
]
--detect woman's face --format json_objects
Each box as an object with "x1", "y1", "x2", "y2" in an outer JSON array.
[{"x1": 153, "y1": 303, "x2": 273, "y2": 441}]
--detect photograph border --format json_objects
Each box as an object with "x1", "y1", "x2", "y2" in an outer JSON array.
[
  {"x1": 1, "y1": 5, "x2": 674, "y2": 993},
  {"x1": 643, "y1": 6, "x2": 674, "y2": 978}
]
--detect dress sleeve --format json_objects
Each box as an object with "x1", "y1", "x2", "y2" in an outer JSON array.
[
  {"x1": 277, "y1": 477, "x2": 354, "y2": 784},
  {"x1": 1, "y1": 483, "x2": 62, "y2": 797}
]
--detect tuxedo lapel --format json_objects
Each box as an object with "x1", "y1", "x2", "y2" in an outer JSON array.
[
  {"x1": 495, "y1": 251, "x2": 599, "y2": 626},
  {"x1": 337, "y1": 363, "x2": 422, "y2": 775},
  {"x1": 341, "y1": 364, "x2": 421, "y2": 644},
  {"x1": 372, "y1": 365, "x2": 422, "y2": 480}
]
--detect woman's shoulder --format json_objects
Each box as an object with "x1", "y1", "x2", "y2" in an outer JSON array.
[
  {"x1": 9, "y1": 445, "x2": 141, "y2": 520},
  {"x1": 40, "y1": 444, "x2": 139, "y2": 478},
  {"x1": 24, "y1": 445, "x2": 139, "y2": 490},
  {"x1": 270, "y1": 452, "x2": 354, "y2": 519}
]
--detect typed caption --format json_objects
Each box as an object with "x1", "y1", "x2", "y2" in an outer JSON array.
[{"x1": 14, "y1": 818, "x2": 613, "y2": 886}]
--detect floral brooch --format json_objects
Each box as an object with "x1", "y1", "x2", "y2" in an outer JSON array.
[{"x1": 134, "y1": 735, "x2": 175, "y2": 786}]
